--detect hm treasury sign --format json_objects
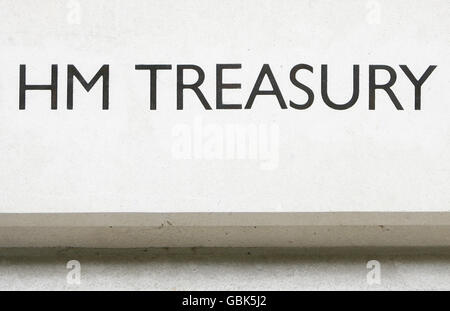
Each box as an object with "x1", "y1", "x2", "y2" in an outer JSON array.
[{"x1": 0, "y1": 0, "x2": 448, "y2": 216}]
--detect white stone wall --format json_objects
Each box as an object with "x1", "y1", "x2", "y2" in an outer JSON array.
[{"x1": 0, "y1": 248, "x2": 448, "y2": 290}]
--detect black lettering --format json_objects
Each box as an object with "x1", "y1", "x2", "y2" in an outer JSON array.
[
  {"x1": 19, "y1": 64, "x2": 58, "y2": 110},
  {"x1": 177, "y1": 65, "x2": 212, "y2": 110},
  {"x1": 67, "y1": 65, "x2": 109, "y2": 110},
  {"x1": 321, "y1": 65, "x2": 359, "y2": 110},
  {"x1": 245, "y1": 64, "x2": 287, "y2": 109},
  {"x1": 135, "y1": 64, "x2": 172, "y2": 110},
  {"x1": 290, "y1": 64, "x2": 314, "y2": 109},
  {"x1": 216, "y1": 64, "x2": 242, "y2": 109},
  {"x1": 399, "y1": 65, "x2": 437, "y2": 110},
  {"x1": 369, "y1": 65, "x2": 403, "y2": 110}
]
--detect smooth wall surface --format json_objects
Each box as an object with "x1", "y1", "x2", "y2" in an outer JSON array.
[
  {"x1": 0, "y1": 0, "x2": 449, "y2": 213},
  {"x1": 0, "y1": 248, "x2": 449, "y2": 290}
]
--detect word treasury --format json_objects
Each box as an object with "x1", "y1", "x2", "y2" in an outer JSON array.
[{"x1": 18, "y1": 63, "x2": 436, "y2": 111}]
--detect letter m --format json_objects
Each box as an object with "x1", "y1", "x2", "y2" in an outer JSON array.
[{"x1": 67, "y1": 65, "x2": 109, "y2": 109}]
